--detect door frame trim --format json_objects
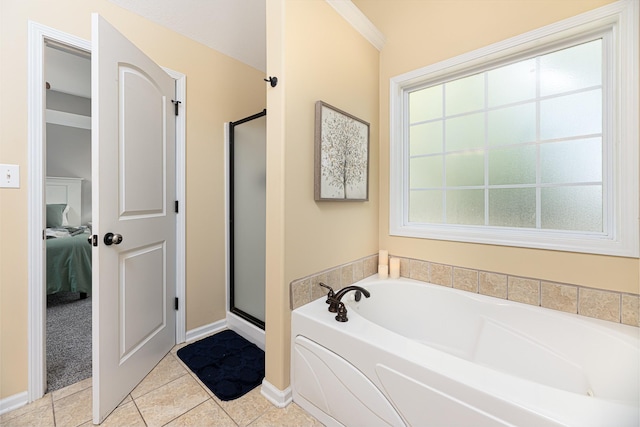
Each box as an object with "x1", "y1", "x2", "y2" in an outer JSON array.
[{"x1": 27, "y1": 20, "x2": 186, "y2": 402}]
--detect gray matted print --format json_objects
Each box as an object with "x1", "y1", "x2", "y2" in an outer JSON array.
[{"x1": 314, "y1": 101, "x2": 370, "y2": 201}]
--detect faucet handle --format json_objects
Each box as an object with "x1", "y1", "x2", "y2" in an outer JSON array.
[
  {"x1": 317, "y1": 282, "x2": 335, "y2": 305},
  {"x1": 335, "y1": 302, "x2": 348, "y2": 322}
]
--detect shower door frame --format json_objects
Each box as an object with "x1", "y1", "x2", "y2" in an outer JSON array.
[{"x1": 228, "y1": 109, "x2": 267, "y2": 330}]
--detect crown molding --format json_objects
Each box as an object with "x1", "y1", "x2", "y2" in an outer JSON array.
[{"x1": 325, "y1": 0, "x2": 386, "y2": 51}]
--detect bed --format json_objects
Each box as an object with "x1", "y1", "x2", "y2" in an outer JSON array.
[{"x1": 46, "y1": 177, "x2": 92, "y2": 296}]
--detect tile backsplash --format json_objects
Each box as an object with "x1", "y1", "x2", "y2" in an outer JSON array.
[{"x1": 289, "y1": 254, "x2": 640, "y2": 328}]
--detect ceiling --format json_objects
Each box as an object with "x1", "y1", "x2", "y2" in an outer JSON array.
[
  {"x1": 108, "y1": 0, "x2": 266, "y2": 72},
  {"x1": 46, "y1": 0, "x2": 267, "y2": 99}
]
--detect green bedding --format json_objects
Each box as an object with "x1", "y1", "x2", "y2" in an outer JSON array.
[{"x1": 47, "y1": 233, "x2": 92, "y2": 295}]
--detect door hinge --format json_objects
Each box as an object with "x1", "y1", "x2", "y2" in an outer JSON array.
[
  {"x1": 174, "y1": 297, "x2": 179, "y2": 310},
  {"x1": 175, "y1": 200, "x2": 179, "y2": 213},
  {"x1": 43, "y1": 229, "x2": 45, "y2": 240},
  {"x1": 171, "y1": 100, "x2": 181, "y2": 116}
]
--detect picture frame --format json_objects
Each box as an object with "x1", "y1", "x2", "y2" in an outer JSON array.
[{"x1": 314, "y1": 101, "x2": 370, "y2": 201}]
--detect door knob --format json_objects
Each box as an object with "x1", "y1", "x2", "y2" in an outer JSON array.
[{"x1": 104, "y1": 232, "x2": 123, "y2": 246}]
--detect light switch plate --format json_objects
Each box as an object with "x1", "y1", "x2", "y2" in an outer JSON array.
[{"x1": 0, "y1": 164, "x2": 20, "y2": 188}]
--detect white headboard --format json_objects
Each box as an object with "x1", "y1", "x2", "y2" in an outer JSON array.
[{"x1": 46, "y1": 176, "x2": 83, "y2": 226}]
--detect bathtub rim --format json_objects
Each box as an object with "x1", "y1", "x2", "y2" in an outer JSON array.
[{"x1": 341, "y1": 275, "x2": 639, "y2": 342}]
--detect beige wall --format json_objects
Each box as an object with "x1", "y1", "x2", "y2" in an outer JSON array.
[
  {"x1": 264, "y1": 0, "x2": 380, "y2": 389},
  {"x1": 0, "y1": 0, "x2": 265, "y2": 399},
  {"x1": 351, "y1": 0, "x2": 640, "y2": 295},
  {"x1": 2, "y1": 0, "x2": 635, "y2": 404}
]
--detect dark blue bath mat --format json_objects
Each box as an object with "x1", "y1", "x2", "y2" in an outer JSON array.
[{"x1": 177, "y1": 330, "x2": 264, "y2": 401}]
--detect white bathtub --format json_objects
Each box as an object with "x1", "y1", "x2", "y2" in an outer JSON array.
[{"x1": 291, "y1": 276, "x2": 640, "y2": 427}]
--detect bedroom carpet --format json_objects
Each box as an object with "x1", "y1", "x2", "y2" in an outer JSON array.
[
  {"x1": 177, "y1": 330, "x2": 265, "y2": 401},
  {"x1": 46, "y1": 292, "x2": 92, "y2": 392}
]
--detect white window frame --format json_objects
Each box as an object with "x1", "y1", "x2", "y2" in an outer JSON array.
[{"x1": 389, "y1": 0, "x2": 639, "y2": 257}]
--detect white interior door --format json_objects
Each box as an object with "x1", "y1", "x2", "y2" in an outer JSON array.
[{"x1": 91, "y1": 14, "x2": 176, "y2": 424}]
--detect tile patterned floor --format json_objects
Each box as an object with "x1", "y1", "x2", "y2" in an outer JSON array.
[{"x1": 1, "y1": 344, "x2": 323, "y2": 427}]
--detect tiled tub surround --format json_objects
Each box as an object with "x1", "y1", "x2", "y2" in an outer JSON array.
[
  {"x1": 290, "y1": 254, "x2": 378, "y2": 310},
  {"x1": 289, "y1": 255, "x2": 640, "y2": 327}
]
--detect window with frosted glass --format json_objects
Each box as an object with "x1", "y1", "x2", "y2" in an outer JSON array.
[{"x1": 407, "y1": 39, "x2": 604, "y2": 232}]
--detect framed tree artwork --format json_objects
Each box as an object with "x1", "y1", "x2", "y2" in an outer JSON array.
[{"x1": 314, "y1": 101, "x2": 370, "y2": 201}]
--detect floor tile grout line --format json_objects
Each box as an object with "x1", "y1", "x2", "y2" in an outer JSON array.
[
  {"x1": 175, "y1": 361, "x2": 237, "y2": 421},
  {"x1": 131, "y1": 371, "x2": 193, "y2": 405},
  {"x1": 132, "y1": 371, "x2": 212, "y2": 426},
  {"x1": 131, "y1": 369, "x2": 189, "y2": 401},
  {"x1": 172, "y1": 348, "x2": 275, "y2": 427},
  {"x1": 51, "y1": 392, "x2": 58, "y2": 427},
  {"x1": 186, "y1": 364, "x2": 251, "y2": 424},
  {"x1": 51, "y1": 379, "x2": 92, "y2": 403},
  {"x1": 129, "y1": 394, "x2": 148, "y2": 427},
  {"x1": 174, "y1": 359, "x2": 268, "y2": 427},
  {"x1": 246, "y1": 405, "x2": 275, "y2": 427},
  {"x1": 129, "y1": 351, "x2": 190, "y2": 401}
]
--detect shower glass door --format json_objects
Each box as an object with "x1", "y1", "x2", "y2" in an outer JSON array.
[{"x1": 229, "y1": 110, "x2": 266, "y2": 329}]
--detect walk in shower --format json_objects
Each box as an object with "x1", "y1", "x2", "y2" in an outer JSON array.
[{"x1": 229, "y1": 110, "x2": 266, "y2": 330}]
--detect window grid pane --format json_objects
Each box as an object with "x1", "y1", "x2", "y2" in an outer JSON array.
[{"x1": 407, "y1": 39, "x2": 604, "y2": 231}]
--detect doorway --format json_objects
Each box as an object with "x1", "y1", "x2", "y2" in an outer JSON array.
[
  {"x1": 44, "y1": 41, "x2": 93, "y2": 393},
  {"x1": 229, "y1": 110, "x2": 267, "y2": 330}
]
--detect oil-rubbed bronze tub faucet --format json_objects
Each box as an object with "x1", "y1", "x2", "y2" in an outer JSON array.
[{"x1": 327, "y1": 286, "x2": 371, "y2": 322}]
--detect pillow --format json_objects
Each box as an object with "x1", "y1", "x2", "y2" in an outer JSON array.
[
  {"x1": 61, "y1": 205, "x2": 70, "y2": 226},
  {"x1": 46, "y1": 204, "x2": 69, "y2": 228}
]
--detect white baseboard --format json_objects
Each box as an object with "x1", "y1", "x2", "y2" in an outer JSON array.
[
  {"x1": 261, "y1": 379, "x2": 292, "y2": 408},
  {"x1": 0, "y1": 391, "x2": 28, "y2": 416},
  {"x1": 226, "y1": 312, "x2": 265, "y2": 351},
  {"x1": 185, "y1": 319, "x2": 227, "y2": 343}
]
